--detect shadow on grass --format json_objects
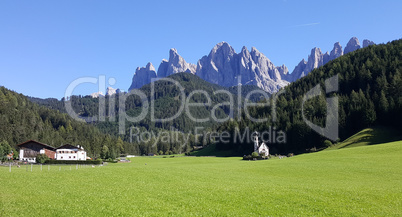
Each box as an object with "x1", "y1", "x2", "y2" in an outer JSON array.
[{"x1": 338, "y1": 126, "x2": 402, "y2": 149}]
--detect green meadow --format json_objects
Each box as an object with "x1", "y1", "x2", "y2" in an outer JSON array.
[{"x1": 1, "y1": 141, "x2": 401, "y2": 216}]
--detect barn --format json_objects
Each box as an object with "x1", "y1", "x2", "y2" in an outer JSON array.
[{"x1": 17, "y1": 140, "x2": 56, "y2": 163}]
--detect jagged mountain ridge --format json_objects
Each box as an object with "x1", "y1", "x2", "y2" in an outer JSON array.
[
  {"x1": 287, "y1": 37, "x2": 375, "y2": 82},
  {"x1": 129, "y1": 37, "x2": 374, "y2": 93}
]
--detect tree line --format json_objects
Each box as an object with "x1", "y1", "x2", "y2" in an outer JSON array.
[{"x1": 0, "y1": 86, "x2": 139, "y2": 158}]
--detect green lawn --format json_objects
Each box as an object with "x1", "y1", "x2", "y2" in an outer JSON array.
[
  {"x1": 190, "y1": 143, "x2": 237, "y2": 157},
  {"x1": 1, "y1": 141, "x2": 401, "y2": 216}
]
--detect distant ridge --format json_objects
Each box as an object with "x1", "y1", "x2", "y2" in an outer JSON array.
[{"x1": 129, "y1": 37, "x2": 374, "y2": 93}]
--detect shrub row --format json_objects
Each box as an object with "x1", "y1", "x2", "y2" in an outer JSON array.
[
  {"x1": 103, "y1": 160, "x2": 118, "y2": 163},
  {"x1": 45, "y1": 159, "x2": 103, "y2": 165}
]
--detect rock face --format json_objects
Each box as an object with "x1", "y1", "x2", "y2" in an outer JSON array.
[
  {"x1": 363, "y1": 39, "x2": 375, "y2": 48},
  {"x1": 128, "y1": 62, "x2": 157, "y2": 91},
  {"x1": 128, "y1": 37, "x2": 373, "y2": 93},
  {"x1": 196, "y1": 42, "x2": 237, "y2": 86},
  {"x1": 289, "y1": 47, "x2": 324, "y2": 82},
  {"x1": 276, "y1": 64, "x2": 291, "y2": 81},
  {"x1": 330, "y1": 42, "x2": 343, "y2": 61},
  {"x1": 195, "y1": 42, "x2": 288, "y2": 93},
  {"x1": 289, "y1": 37, "x2": 372, "y2": 81},
  {"x1": 157, "y1": 48, "x2": 196, "y2": 78},
  {"x1": 344, "y1": 37, "x2": 361, "y2": 54}
]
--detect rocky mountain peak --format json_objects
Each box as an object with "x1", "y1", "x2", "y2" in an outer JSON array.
[
  {"x1": 169, "y1": 48, "x2": 179, "y2": 61},
  {"x1": 129, "y1": 37, "x2": 374, "y2": 93},
  {"x1": 240, "y1": 46, "x2": 251, "y2": 58},
  {"x1": 307, "y1": 47, "x2": 324, "y2": 70},
  {"x1": 276, "y1": 64, "x2": 289, "y2": 75},
  {"x1": 250, "y1": 46, "x2": 259, "y2": 54},
  {"x1": 146, "y1": 62, "x2": 155, "y2": 71},
  {"x1": 129, "y1": 62, "x2": 157, "y2": 91},
  {"x1": 157, "y1": 48, "x2": 196, "y2": 78},
  {"x1": 344, "y1": 37, "x2": 361, "y2": 54},
  {"x1": 363, "y1": 39, "x2": 375, "y2": 48},
  {"x1": 210, "y1": 42, "x2": 235, "y2": 57},
  {"x1": 240, "y1": 46, "x2": 248, "y2": 53},
  {"x1": 330, "y1": 42, "x2": 343, "y2": 60}
]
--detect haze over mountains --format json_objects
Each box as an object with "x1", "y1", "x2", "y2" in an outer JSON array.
[{"x1": 127, "y1": 37, "x2": 375, "y2": 94}]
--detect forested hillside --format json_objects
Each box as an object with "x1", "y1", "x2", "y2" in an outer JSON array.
[
  {"x1": 8, "y1": 73, "x2": 268, "y2": 156},
  {"x1": 215, "y1": 39, "x2": 402, "y2": 155},
  {"x1": 0, "y1": 86, "x2": 139, "y2": 158},
  {"x1": 30, "y1": 73, "x2": 268, "y2": 135}
]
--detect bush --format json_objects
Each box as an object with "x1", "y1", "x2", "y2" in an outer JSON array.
[
  {"x1": 243, "y1": 153, "x2": 265, "y2": 160},
  {"x1": 251, "y1": 152, "x2": 259, "y2": 158},
  {"x1": 243, "y1": 155, "x2": 252, "y2": 160},
  {"x1": 36, "y1": 154, "x2": 49, "y2": 164},
  {"x1": 323, "y1": 140, "x2": 333, "y2": 147},
  {"x1": 104, "y1": 159, "x2": 118, "y2": 163}
]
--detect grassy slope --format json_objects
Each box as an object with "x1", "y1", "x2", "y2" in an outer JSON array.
[
  {"x1": 1, "y1": 141, "x2": 401, "y2": 216},
  {"x1": 190, "y1": 143, "x2": 237, "y2": 157},
  {"x1": 327, "y1": 126, "x2": 402, "y2": 150}
]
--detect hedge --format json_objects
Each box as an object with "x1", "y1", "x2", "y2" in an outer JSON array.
[{"x1": 45, "y1": 159, "x2": 103, "y2": 165}]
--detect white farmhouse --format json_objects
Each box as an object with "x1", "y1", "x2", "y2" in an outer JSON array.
[{"x1": 56, "y1": 144, "x2": 87, "y2": 160}]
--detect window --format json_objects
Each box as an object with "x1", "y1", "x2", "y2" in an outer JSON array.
[
  {"x1": 69, "y1": 156, "x2": 71, "y2": 159},
  {"x1": 73, "y1": 156, "x2": 76, "y2": 159},
  {"x1": 61, "y1": 156, "x2": 63, "y2": 159}
]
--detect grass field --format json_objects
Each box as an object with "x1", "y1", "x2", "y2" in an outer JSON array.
[{"x1": 1, "y1": 141, "x2": 401, "y2": 216}]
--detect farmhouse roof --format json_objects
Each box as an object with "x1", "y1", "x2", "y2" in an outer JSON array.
[
  {"x1": 56, "y1": 144, "x2": 84, "y2": 150},
  {"x1": 16, "y1": 140, "x2": 56, "y2": 151}
]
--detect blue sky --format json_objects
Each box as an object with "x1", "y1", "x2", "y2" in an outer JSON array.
[{"x1": 0, "y1": 0, "x2": 401, "y2": 99}]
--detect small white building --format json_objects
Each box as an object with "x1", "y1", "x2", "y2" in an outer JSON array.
[
  {"x1": 253, "y1": 132, "x2": 269, "y2": 157},
  {"x1": 56, "y1": 144, "x2": 87, "y2": 160},
  {"x1": 258, "y1": 143, "x2": 269, "y2": 157}
]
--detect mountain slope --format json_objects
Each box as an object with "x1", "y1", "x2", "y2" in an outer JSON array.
[
  {"x1": 213, "y1": 39, "x2": 402, "y2": 155},
  {"x1": 30, "y1": 72, "x2": 269, "y2": 134}
]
